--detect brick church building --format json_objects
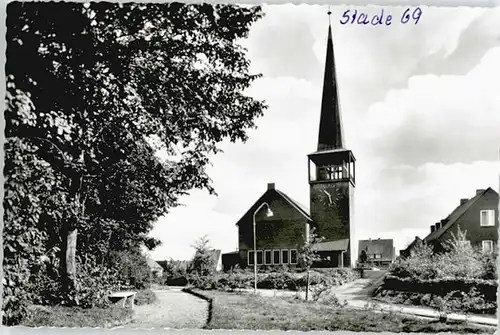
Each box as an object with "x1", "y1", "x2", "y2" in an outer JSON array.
[{"x1": 222, "y1": 23, "x2": 356, "y2": 271}]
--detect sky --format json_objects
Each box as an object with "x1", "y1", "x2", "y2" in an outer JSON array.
[{"x1": 148, "y1": 5, "x2": 500, "y2": 261}]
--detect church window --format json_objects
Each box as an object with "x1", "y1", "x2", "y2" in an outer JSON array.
[
  {"x1": 264, "y1": 250, "x2": 272, "y2": 265},
  {"x1": 248, "y1": 251, "x2": 255, "y2": 266},
  {"x1": 281, "y1": 250, "x2": 289, "y2": 264},
  {"x1": 290, "y1": 249, "x2": 298, "y2": 264},
  {"x1": 272, "y1": 250, "x2": 281, "y2": 265},
  {"x1": 480, "y1": 210, "x2": 495, "y2": 227},
  {"x1": 256, "y1": 250, "x2": 263, "y2": 265}
]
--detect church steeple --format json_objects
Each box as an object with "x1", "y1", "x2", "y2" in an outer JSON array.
[
  {"x1": 307, "y1": 14, "x2": 356, "y2": 268},
  {"x1": 317, "y1": 23, "x2": 344, "y2": 152}
]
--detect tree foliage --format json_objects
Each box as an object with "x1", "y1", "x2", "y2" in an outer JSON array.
[
  {"x1": 4, "y1": 2, "x2": 265, "y2": 324},
  {"x1": 298, "y1": 227, "x2": 325, "y2": 301}
]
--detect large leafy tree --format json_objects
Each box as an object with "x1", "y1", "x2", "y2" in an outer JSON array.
[{"x1": 5, "y1": 1, "x2": 265, "y2": 307}]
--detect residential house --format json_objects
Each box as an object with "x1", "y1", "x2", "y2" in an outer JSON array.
[
  {"x1": 399, "y1": 236, "x2": 422, "y2": 258},
  {"x1": 357, "y1": 238, "x2": 395, "y2": 268},
  {"x1": 400, "y1": 188, "x2": 498, "y2": 256},
  {"x1": 146, "y1": 256, "x2": 164, "y2": 278},
  {"x1": 222, "y1": 22, "x2": 357, "y2": 271}
]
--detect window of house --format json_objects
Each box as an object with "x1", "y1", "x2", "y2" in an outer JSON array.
[
  {"x1": 290, "y1": 249, "x2": 298, "y2": 264},
  {"x1": 480, "y1": 210, "x2": 495, "y2": 227},
  {"x1": 281, "y1": 250, "x2": 289, "y2": 264},
  {"x1": 256, "y1": 250, "x2": 263, "y2": 265},
  {"x1": 248, "y1": 251, "x2": 255, "y2": 266},
  {"x1": 272, "y1": 250, "x2": 281, "y2": 265},
  {"x1": 264, "y1": 250, "x2": 272, "y2": 265},
  {"x1": 482, "y1": 240, "x2": 494, "y2": 253},
  {"x1": 374, "y1": 254, "x2": 382, "y2": 259}
]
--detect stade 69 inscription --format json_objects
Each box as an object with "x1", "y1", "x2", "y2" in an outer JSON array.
[{"x1": 340, "y1": 7, "x2": 422, "y2": 26}]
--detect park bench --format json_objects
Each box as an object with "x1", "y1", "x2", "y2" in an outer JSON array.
[{"x1": 109, "y1": 291, "x2": 137, "y2": 309}]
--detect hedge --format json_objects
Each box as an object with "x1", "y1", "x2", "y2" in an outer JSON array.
[{"x1": 377, "y1": 275, "x2": 497, "y2": 302}]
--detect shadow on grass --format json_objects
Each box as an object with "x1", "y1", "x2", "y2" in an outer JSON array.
[{"x1": 22, "y1": 304, "x2": 133, "y2": 328}]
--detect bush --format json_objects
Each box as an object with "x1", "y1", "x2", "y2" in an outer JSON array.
[
  {"x1": 376, "y1": 288, "x2": 496, "y2": 315},
  {"x1": 390, "y1": 230, "x2": 496, "y2": 281},
  {"x1": 109, "y1": 250, "x2": 152, "y2": 290},
  {"x1": 72, "y1": 256, "x2": 120, "y2": 308},
  {"x1": 189, "y1": 268, "x2": 360, "y2": 292},
  {"x1": 135, "y1": 289, "x2": 158, "y2": 306},
  {"x1": 25, "y1": 254, "x2": 120, "y2": 309}
]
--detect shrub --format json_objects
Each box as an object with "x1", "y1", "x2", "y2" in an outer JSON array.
[
  {"x1": 189, "y1": 236, "x2": 216, "y2": 278},
  {"x1": 72, "y1": 256, "x2": 120, "y2": 308},
  {"x1": 389, "y1": 242, "x2": 437, "y2": 280},
  {"x1": 26, "y1": 254, "x2": 120, "y2": 309},
  {"x1": 135, "y1": 289, "x2": 158, "y2": 306},
  {"x1": 109, "y1": 250, "x2": 152, "y2": 290},
  {"x1": 479, "y1": 252, "x2": 497, "y2": 280}
]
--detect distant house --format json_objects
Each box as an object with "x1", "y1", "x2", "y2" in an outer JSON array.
[
  {"x1": 401, "y1": 188, "x2": 499, "y2": 256},
  {"x1": 146, "y1": 256, "x2": 164, "y2": 277},
  {"x1": 399, "y1": 236, "x2": 423, "y2": 258},
  {"x1": 208, "y1": 249, "x2": 222, "y2": 272},
  {"x1": 357, "y1": 239, "x2": 395, "y2": 268}
]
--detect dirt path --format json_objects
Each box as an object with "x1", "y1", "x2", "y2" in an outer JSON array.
[{"x1": 125, "y1": 287, "x2": 209, "y2": 329}]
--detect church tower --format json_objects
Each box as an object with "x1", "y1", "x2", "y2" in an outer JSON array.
[{"x1": 307, "y1": 21, "x2": 356, "y2": 267}]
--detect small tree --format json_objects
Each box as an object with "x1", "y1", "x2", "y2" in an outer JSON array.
[
  {"x1": 189, "y1": 236, "x2": 215, "y2": 280},
  {"x1": 298, "y1": 227, "x2": 325, "y2": 301}
]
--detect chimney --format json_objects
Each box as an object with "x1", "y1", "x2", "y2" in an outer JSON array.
[
  {"x1": 460, "y1": 198, "x2": 468, "y2": 205},
  {"x1": 431, "y1": 225, "x2": 436, "y2": 233},
  {"x1": 435, "y1": 222, "x2": 441, "y2": 230},
  {"x1": 267, "y1": 183, "x2": 275, "y2": 190},
  {"x1": 476, "y1": 189, "x2": 485, "y2": 196}
]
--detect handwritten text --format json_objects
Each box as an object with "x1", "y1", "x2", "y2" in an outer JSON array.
[{"x1": 340, "y1": 7, "x2": 422, "y2": 26}]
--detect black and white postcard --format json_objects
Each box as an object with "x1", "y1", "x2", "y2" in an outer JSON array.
[{"x1": 2, "y1": 1, "x2": 499, "y2": 334}]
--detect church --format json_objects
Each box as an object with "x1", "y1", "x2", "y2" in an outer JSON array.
[{"x1": 221, "y1": 22, "x2": 357, "y2": 271}]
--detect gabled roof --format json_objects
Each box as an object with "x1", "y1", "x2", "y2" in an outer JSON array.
[
  {"x1": 146, "y1": 256, "x2": 163, "y2": 271},
  {"x1": 358, "y1": 239, "x2": 395, "y2": 261},
  {"x1": 235, "y1": 187, "x2": 312, "y2": 226},
  {"x1": 314, "y1": 238, "x2": 349, "y2": 251},
  {"x1": 424, "y1": 187, "x2": 498, "y2": 243},
  {"x1": 275, "y1": 189, "x2": 311, "y2": 220}
]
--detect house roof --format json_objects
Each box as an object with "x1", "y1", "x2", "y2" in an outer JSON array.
[
  {"x1": 424, "y1": 187, "x2": 497, "y2": 243},
  {"x1": 235, "y1": 186, "x2": 312, "y2": 226},
  {"x1": 358, "y1": 239, "x2": 394, "y2": 261},
  {"x1": 146, "y1": 256, "x2": 163, "y2": 271},
  {"x1": 275, "y1": 189, "x2": 311, "y2": 220},
  {"x1": 314, "y1": 238, "x2": 349, "y2": 251}
]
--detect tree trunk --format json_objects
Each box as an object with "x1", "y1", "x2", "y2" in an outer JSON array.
[
  {"x1": 61, "y1": 225, "x2": 78, "y2": 294},
  {"x1": 305, "y1": 268, "x2": 310, "y2": 301}
]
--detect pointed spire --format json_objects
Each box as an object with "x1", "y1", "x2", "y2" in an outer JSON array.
[{"x1": 317, "y1": 19, "x2": 344, "y2": 152}]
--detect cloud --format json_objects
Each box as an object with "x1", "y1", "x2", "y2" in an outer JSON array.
[{"x1": 363, "y1": 46, "x2": 500, "y2": 166}]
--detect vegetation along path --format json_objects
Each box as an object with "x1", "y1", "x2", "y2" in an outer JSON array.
[{"x1": 125, "y1": 287, "x2": 209, "y2": 329}]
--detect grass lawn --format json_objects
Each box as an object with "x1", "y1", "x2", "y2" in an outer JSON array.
[
  {"x1": 22, "y1": 304, "x2": 133, "y2": 328},
  {"x1": 198, "y1": 290, "x2": 494, "y2": 334}
]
